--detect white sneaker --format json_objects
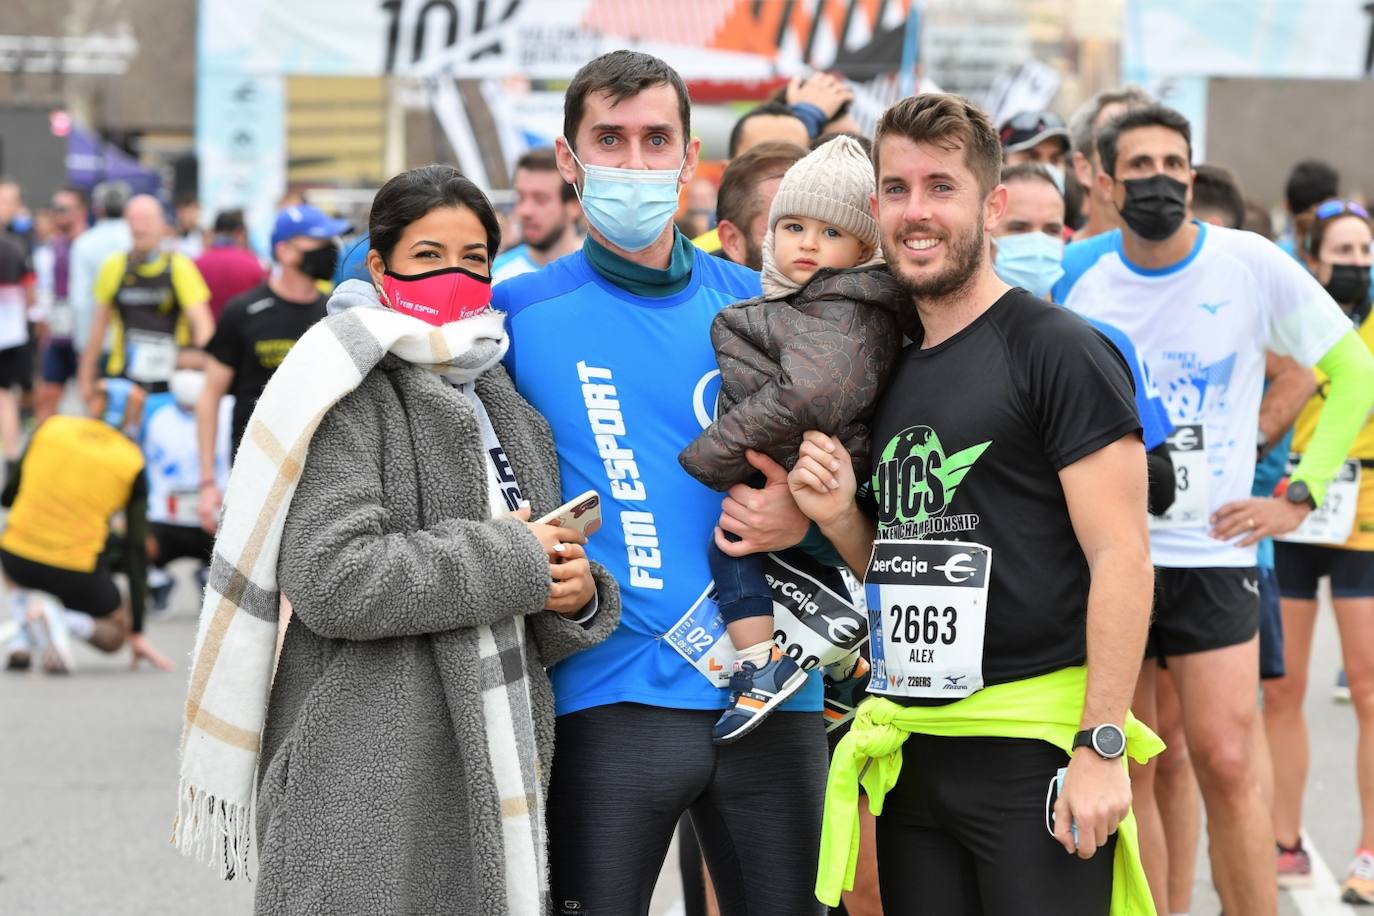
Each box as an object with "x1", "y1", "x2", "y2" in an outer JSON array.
[
  {"x1": 1334, "y1": 669, "x2": 1353, "y2": 704},
  {"x1": 28, "y1": 594, "x2": 76, "y2": 674}
]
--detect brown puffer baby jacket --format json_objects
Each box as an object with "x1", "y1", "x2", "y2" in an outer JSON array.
[{"x1": 679, "y1": 264, "x2": 909, "y2": 491}]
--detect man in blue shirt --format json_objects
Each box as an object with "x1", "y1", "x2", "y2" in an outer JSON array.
[
  {"x1": 493, "y1": 51, "x2": 828, "y2": 915},
  {"x1": 491, "y1": 147, "x2": 585, "y2": 283}
]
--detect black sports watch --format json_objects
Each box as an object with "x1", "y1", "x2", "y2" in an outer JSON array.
[
  {"x1": 1072, "y1": 724, "x2": 1126, "y2": 760},
  {"x1": 1285, "y1": 479, "x2": 1317, "y2": 510}
]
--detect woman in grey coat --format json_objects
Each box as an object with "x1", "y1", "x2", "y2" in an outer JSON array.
[{"x1": 252, "y1": 166, "x2": 620, "y2": 914}]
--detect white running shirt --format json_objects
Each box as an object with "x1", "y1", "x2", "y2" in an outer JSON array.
[
  {"x1": 1061, "y1": 223, "x2": 1350, "y2": 568},
  {"x1": 143, "y1": 398, "x2": 233, "y2": 526}
]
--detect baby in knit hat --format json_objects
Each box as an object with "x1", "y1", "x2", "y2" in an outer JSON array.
[{"x1": 679, "y1": 135, "x2": 906, "y2": 744}]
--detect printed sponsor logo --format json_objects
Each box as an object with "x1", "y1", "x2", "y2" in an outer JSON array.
[
  {"x1": 934, "y1": 553, "x2": 977, "y2": 583},
  {"x1": 822, "y1": 614, "x2": 861, "y2": 644},
  {"x1": 1166, "y1": 426, "x2": 1200, "y2": 451},
  {"x1": 692, "y1": 369, "x2": 721, "y2": 430},
  {"x1": 873, "y1": 425, "x2": 990, "y2": 531},
  {"x1": 577, "y1": 361, "x2": 661, "y2": 590},
  {"x1": 398, "y1": 297, "x2": 440, "y2": 315}
]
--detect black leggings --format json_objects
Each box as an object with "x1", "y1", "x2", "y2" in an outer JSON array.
[
  {"x1": 149, "y1": 522, "x2": 213, "y2": 567},
  {"x1": 875, "y1": 734, "x2": 1115, "y2": 915},
  {"x1": 547, "y1": 702, "x2": 829, "y2": 916}
]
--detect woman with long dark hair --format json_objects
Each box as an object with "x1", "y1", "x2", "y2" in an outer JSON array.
[{"x1": 174, "y1": 164, "x2": 619, "y2": 914}]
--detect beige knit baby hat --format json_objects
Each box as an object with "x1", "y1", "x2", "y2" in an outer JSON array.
[{"x1": 760, "y1": 135, "x2": 883, "y2": 299}]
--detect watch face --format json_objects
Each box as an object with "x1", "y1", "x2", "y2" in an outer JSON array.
[
  {"x1": 1094, "y1": 725, "x2": 1126, "y2": 757},
  {"x1": 1288, "y1": 480, "x2": 1311, "y2": 504}
]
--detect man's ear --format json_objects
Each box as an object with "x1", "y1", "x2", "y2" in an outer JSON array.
[
  {"x1": 1096, "y1": 168, "x2": 1115, "y2": 205},
  {"x1": 1072, "y1": 150, "x2": 1093, "y2": 190},
  {"x1": 984, "y1": 183, "x2": 1010, "y2": 232},
  {"x1": 717, "y1": 219, "x2": 746, "y2": 266},
  {"x1": 554, "y1": 136, "x2": 581, "y2": 189},
  {"x1": 679, "y1": 136, "x2": 703, "y2": 187}
]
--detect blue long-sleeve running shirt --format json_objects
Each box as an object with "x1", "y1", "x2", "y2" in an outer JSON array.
[{"x1": 495, "y1": 248, "x2": 824, "y2": 716}]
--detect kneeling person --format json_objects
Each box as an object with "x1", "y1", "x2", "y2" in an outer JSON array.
[{"x1": 2, "y1": 379, "x2": 171, "y2": 672}]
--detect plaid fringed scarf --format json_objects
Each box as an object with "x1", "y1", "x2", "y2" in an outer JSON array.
[{"x1": 172, "y1": 293, "x2": 547, "y2": 910}]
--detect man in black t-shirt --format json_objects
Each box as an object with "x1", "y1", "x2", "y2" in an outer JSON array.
[
  {"x1": 791, "y1": 94, "x2": 1154, "y2": 914},
  {"x1": 195, "y1": 204, "x2": 345, "y2": 532}
]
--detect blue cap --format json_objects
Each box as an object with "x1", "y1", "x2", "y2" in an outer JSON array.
[{"x1": 271, "y1": 204, "x2": 351, "y2": 249}]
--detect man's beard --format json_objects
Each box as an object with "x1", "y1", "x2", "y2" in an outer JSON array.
[
  {"x1": 741, "y1": 234, "x2": 765, "y2": 272},
  {"x1": 884, "y1": 218, "x2": 984, "y2": 301},
  {"x1": 526, "y1": 219, "x2": 569, "y2": 253}
]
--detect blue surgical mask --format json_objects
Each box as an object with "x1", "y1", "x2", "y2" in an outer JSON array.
[
  {"x1": 567, "y1": 144, "x2": 684, "y2": 253},
  {"x1": 994, "y1": 232, "x2": 1065, "y2": 300}
]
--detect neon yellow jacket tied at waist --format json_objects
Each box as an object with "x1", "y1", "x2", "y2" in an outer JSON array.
[{"x1": 816, "y1": 665, "x2": 1165, "y2": 914}]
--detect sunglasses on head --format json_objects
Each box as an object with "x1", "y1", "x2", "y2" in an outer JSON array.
[{"x1": 1315, "y1": 199, "x2": 1370, "y2": 221}]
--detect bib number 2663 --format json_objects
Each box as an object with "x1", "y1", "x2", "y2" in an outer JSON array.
[{"x1": 865, "y1": 539, "x2": 991, "y2": 699}]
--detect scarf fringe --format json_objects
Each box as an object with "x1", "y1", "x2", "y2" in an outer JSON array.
[{"x1": 173, "y1": 778, "x2": 254, "y2": 881}]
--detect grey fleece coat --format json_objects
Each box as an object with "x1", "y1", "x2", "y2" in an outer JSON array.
[{"x1": 254, "y1": 356, "x2": 619, "y2": 915}]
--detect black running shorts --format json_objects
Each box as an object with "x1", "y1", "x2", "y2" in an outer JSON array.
[
  {"x1": 0, "y1": 548, "x2": 121, "y2": 617},
  {"x1": 1147, "y1": 566, "x2": 1260, "y2": 659},
  {"x1": 1275, "y1": 541, "x2": 1374, "y2": 600}
]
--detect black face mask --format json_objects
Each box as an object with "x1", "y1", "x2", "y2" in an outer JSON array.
[
  {"x1": 1325, "y1": 263, "x2": 1371, "y2": 311},
  {"x1": 299, "y1": 243, "x2": 339, "y2": 281},
  {"x1": 1117, "y1": 174, "x2": 1189, "y2": 242}
]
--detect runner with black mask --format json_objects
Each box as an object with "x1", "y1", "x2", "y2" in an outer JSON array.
[
  {"x1": 195, "y1": 204, "x2": 344, "y2": 532},
  {"x1": 1059, "y1": 104, "x2": 1374, "y2": 914}
]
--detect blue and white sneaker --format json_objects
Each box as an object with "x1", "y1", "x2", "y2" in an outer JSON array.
[
  {"x1": 712, "y1": 646, "x2": 808, "y2": 746},
  {"x1": 147, "y1": 567, "x2": 174, "y2": 617},
  {"x1": 823, "y1": 656, "x2": 871, "y2": 733}
]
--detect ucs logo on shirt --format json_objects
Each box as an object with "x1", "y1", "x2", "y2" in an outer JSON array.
[{"x1": 873, "y1": 425, "x2": 990, "y2": 528}]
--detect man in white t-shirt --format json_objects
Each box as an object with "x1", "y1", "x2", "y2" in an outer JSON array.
[
  {"x1": 1058, "y1": 103, "x2": 1374, "y2": 914},
  {"x1": 142, "y1": 369, "x2": 230, "y2": 608}
]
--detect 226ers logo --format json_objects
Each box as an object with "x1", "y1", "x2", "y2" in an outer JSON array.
[{"x1": 873, "y1": 426, "x2": 991, "y2": 528}]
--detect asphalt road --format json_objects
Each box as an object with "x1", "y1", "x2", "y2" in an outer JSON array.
[{"x1": 0, "y1": 561, "x2": 1363, "y2": 915}]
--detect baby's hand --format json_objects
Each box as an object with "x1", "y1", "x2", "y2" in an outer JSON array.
[{"x1": 787, "y1": 431, "x2": 856, "y2": 526}]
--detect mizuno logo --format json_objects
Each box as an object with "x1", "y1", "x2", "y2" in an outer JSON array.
[
  {"x1": 934, "y1": 553, "x2": 977, "y2": 583},
  {"x1": 944, "y1": 675, "x2": 966, "y2": 688},
  {"x1": 1198, "y1": 300, "x2": 1230, "y2": 314},
  {"x1": 1242, "y1": 578, "x2": 1260, "y2": 597}
]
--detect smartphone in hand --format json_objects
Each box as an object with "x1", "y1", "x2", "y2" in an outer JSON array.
[{"x1": 536, "y1": 490, "x2": 602, "y2": 538}]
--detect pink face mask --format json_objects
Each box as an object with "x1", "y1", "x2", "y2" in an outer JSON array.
[{"x1": 380, "y1": 265, "x2": 493, "y2": 326}]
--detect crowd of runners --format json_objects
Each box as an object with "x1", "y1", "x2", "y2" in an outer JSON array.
[{"x1": 5, "y1": 48, "x2": 1374, "y2": 916}]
